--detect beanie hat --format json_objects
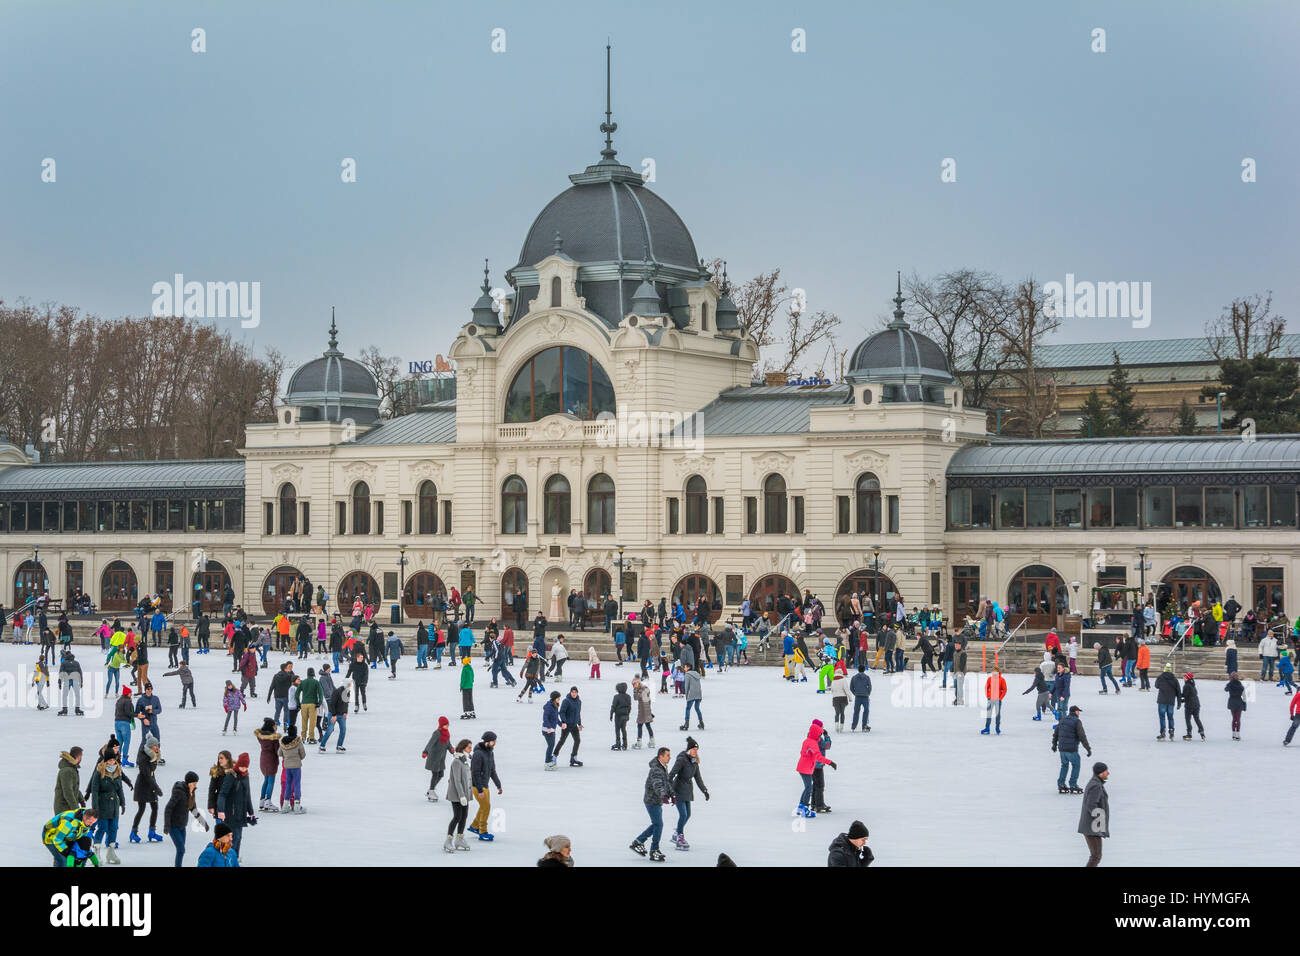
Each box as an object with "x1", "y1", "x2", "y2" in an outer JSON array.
[
  {"x1": 1163, "y1": 662, "x2": 1172, "y2": 671},
  {"x1": 235, "y1": 752, "x2": 250, "y2": 771},
  {"x1": 121, "y1": 687, "x2": 132, "y2": 696},
  {"x1": 145, "y1": 734, "x2": 159, "y2": 750},
  {"x1": 481, "y1": 731, "x2": 497, "y2": 743},
  {"x1": 716, "y1": 852, "x2": 737, "y2": 867},
  {"x1": 307, "y1": 667, "x2": 315, "y2": 677},
  {"x1": 543, "y1": 834, "x2": 570, "y2": 852},
  {"x1": 686, "y1": 736, "x2": 699, "y2": 750},
  {"x1": 549, "y1": 691, "x2": 561, "y2": 701},
  {"x1": 1184, "y1": 672, "x2": 1194, "y2": 680},
  {"x1": 184, "y1": 771, "x2": 200, "y2": 784},
  {"x1": 213, "y1": 822, "x2": 232, "y2": 839},
  {"x1": 847, "y1": 820, "x2": 869, "y2": 840},
  {"x1": 1093, "y1": 761, "x2": 1108, "y2": 775}
]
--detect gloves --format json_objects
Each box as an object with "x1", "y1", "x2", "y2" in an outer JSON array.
[
  {"x1": 828, "y1": 761, "x2": 838, "y2": 770},
  {"x1": 1086, "y1": 750, "x2": 1093, "y2": 758},
  {"x1": 703, "y1": 790, "x2": 710, "y2": 801},
  {"x1": 421, "y1": 753, "x2": 427, "y2": 759},
  {"x1": 1051, "y1": 744, "x2": 1057, "y2": 752},
  {"x1": 459, "y1": 797, "x2": 468, "y2": 806}
]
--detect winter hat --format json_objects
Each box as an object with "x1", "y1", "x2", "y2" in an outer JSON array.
[
  {"x1": 1068, "y1": 705, "x2": 1082, "y2": 714},
  {"x1": 481, "y1": 731, "x2": 497, "y2": 743},
  {"x1": 685, "y1": 736, "x2": 699, "y2": 751},
  {"x1": 847, "y1": 820, "x2": 869, "y2": 840},
  {"x1": 811, "y1": 718, "x2": 824, "y2": 728},
  {"x1": 307, "y1": 667, "x2": 315, "y2": 677},
  {"x1": 1162, "y1": 662, "x2": 1172, "y2": 671},
  {"x1": 1093, "y1": 643, "x2": 1101, "y2": 649},
  {"x1": 716, "y1": 852, "x2": 737, "y2": 867},
  {"x1": 616, "y1": 682, "x2": 627, "y2": 694},
  {"x1": 121, "y1": 687, "x2": 132, "y2": 696},
  {"x1": 1093, "y1": 762, "x2": 1108, "y2": 775},
  {"x1": 184, "y1": 771, "x2": 199, "y2": 784},
  {"x1": 549, "y1": 691, "x2": 561, "y2": 702},
  {"x1": 260, "y1": 718, "x2": 277, "y2": 734},
  {"x1": 1184, "y1": 672, "x2": 1194, "y2": 680},
  {"x1": 235, "y1": 752, "x2": 250, "y2": 771},
  {"x1": 543, "y1": 834, "x2": 570, "y2": 852},
  {"x1": 145, "y1": 734, "x2": 159, "y2": 750},
  {"x1": 213, "y1": 822, "x2": 232, "y2": 839}
]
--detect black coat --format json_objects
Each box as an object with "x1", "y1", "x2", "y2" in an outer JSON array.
[
  {"x1": 1155, "y1": 671, "x2": 1181, "y2": 706},
  {"x1": 827, "y1": 833, "x2": 874, "y2": 867},
  {"x1": 1225, "y1": 679, "x2": 1247, "y2": 712},
  {"x1": 1181, "y1": 679, "x2": 1200, "y2": 712},
  {"x1": 669, "y1": 751, "x2": 707, "y2": 802},
  {"x1": 162, "y1": 781, "x2": 192, "y2": 834},
  {"x1": 217, "y1": 770, "x2": 254, "y2": 827},
  {"x1": 610, "y1": 690, "x2": 632, "y2": 721},
  {"x1": 206, "y1": 767, "x2": 226, "y2": 814},
  {"x1": 642, "y1": 757, "x2": 672, "y2": 806},
  {"x1": 470, "y1": 743, "x2": 501, "y2": 791},
  {"x1": 1052, "y1": 714, "x2": 1091, "y2": 754},
  {"x1": 133, "y1": 749, "x2": 163, "y2": 804}
]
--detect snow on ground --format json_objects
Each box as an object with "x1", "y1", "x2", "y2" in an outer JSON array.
[{"x1": 2, "y1": 642, "x2": 1295, "y2": 867}]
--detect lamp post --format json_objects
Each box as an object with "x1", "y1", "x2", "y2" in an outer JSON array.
[
  {"x1": 1077, "y1": 416, "x2": 1091, "y2": 439},
  {"x1": 616, "y1": 544, "x2": 626, "y2": 619},
  {"x1": 871, "y1": 545, "x2": 881, "y2": 625},
  {"x1": 1136, "y1": 546, "x2": 1148, "y2": 604},
  {"x1": 1216, "y1": 391, "x2": 1227, "y2": 435},
  {"x1": 32, "y1": 544, "x2": 41, "y2": 605},
  {"x1": 1070, "y1": 580, "x2": 1082, "y2": 616},
  {"x1": 397, "y1": 544, "x2": 408, "y2": 624}
]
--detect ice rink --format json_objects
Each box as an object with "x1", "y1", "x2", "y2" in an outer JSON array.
[{"x1": 5, "y1": 642, "x2": 1295, "y2": 867}]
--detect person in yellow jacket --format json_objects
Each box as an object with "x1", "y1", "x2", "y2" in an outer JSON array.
[
  {"x1": 43, "y1": 808, "x2": 100, "y2": 867},
  {"x1": 32, "y1": 656, "x2": 50, "y2": 710}
]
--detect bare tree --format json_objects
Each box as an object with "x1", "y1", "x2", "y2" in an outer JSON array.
[
  {"x1": 1204, "y1": 292, "x2": 1285, "y2": 360},
  {"x1": 994, "y1": 278, "x2": 1062, "y2": 438},
  {"x1": 355, "y1": 345, "x2": 403, "y2": 419},
  {"x1": 904, "y1": 269, "x2": 1009, "y2": 409}
]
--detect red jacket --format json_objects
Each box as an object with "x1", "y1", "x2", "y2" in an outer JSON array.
[
  {"x1": 239, "y1": 652, "x2": 258, "y2": 679},
  {"x1": 795, "y1": 721, "x2": 833, "y2": 774},
  {"x1": 1291, "y1": 693, "x2": 1300, "y2": 719},
  {"x1": 1045, "y1": 632, "x2": 1061, "y2": 653},
  {"x1": 985, "y1": 674, "x2": 1007, "y2": 700}
]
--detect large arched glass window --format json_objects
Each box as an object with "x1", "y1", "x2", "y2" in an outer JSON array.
[
  {"x1": 544, "y1": 475, "x2": 571, "y2": 534},
  {"x1": 763, "y1": 473, "x2": 788, "y2": 534},
  {"x1": 278, "y1": 482, "x2": 297, "y2": 536},
  {"x1": 351, "y1": 481, "x2": 370, "y2": 535},
  {"x1": 587, "y1": 473, "x2": 615, "y2": 534},
  {"x1": 504, "y1": 347, "x2": 616, "y2": 422},
  {"x1": 855, "y1": 472, "x2": 881, "y2": 534},
  {"x1": 502, "y1": 475, "x2": 527, "y2": 534},
  {"x1": 685, "y1": 475, "x2": 708, "y2": 534},
  {"x1": 418, "y1": 480, "x2": 438, "y2": 534}
]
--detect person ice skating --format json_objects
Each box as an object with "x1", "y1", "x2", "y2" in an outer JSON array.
[
  {"x1": 216, "y1": 752, "x2": 256, "y2": 855},
  {"x1": 296, "y1": 668, "x2": 322, "y2": 744},
  {"x1": 952, "y1": 641, "x2": 967, "y2": 706},
  {"x1": 1050, "y1": 662, "x2": 1071, "y2": 721},
  {"x1": 254, "y1": 718, "x2": 280, "y2": 812},
  {"x1": 1052, "y1": 705, "x2": 1092, "y2": 794},
  {"x1": 548, "y1": 635, "x2": 569, "y2": 678},
  {"x1": 1283, "y1": 689, "x2": 1300, "y2": 746},
  {"x1": 196, "y1": 822, "x2": 240, "y2": 867},
  {"x1": 1023, "y1": 668, "x2": 1051, "y2": 721},
  {"x1": 459, "y1": 656, "x2": 476, "y2": 719},
  {"x1": 829, "y1": 667, "x2": 852, "y2": 732},
  {"x1": 267, "y1": 661, "x2": 296, "y2": 725},
  {"x1": 611, "y1": 681, "x2": 632, "y2": 750},
  {"x1": 555, "y1": 686, "x2": 584, "y2": 765},
  {"x1": 87, "y1": 751, "x2": 128, "y2": 864},
  {"x1": 468, "y1": 731, "x2": 502, "y2": 841},
  {"x1": 849, "y1": 665, "x2": 872, "y2": 732},
  {"x1": 32, "y1": 655, "x2": 50, "y2": 710},
  {"x1": 385, "y1": 630, "x2": 402, "y2": 679},
  {"x1": 346, "y1": 651, "x2": 369, "y2": 713},
  {"x1": 827, "y1": 820, "x2": 874, "y2": 867},
  {"x1": 1136, "y1": 640, "x2": 1151, "y2": 691},
  {"x1": 542, "y1": 690, "x2": 561, "y2": 769},
  {"x1": 278, "y1": 726, "x2": 306, "y2": 813},
  {"x1": 129, "y1": 736, "x2": 164, "y2": 844},
  {"x1": 443, "y1": 739, "x2": 473, "y2": 852},
  {"x1": 319, "y1": 684, "x2": 349, "y2": 752},
  {"x1": 1079, "y1": 762, "x2": 1110, "y2": 867},
  {"x1": 982, "y1": 668, "x2": 1007, "y2": 734},
  {"x1": 1277, "y1": 647, "x2": 1296, "y2": 694},
  {"x1": 680, "y1": 663, "x2": 704, "y2": 730},
  {"x1": 1178, "y1": 673, "x2": 1205, "y2": 740},
  {"x1": 588, "y1": 644, "x2": 601, "y2": 680},
  {"x1": 56, "y1": 650, "x2": 85, "y2": 716},
  {"x1": 1095, "y1": 642, "x2": 1120, "y2": 694},
  {"x1": 162, "y1": 660, "x2": 196, "y2": 709},
  {"x1": 43, "y1": 807, "x2": 100, "y2": 868},
  {"x1": 1155, "y1": 663, "x2": 1180, "y2": 740},
  {"x1": 1067, "y1": 635, "x2": 1079, "y2": 674},
  {"x1": 668, "y1": 737, "x2": 709, "y2": 850},
  {"x1": 133, "y1": 683, "x2": 164, "y2": 754},
  {"x1": 423, "y1": 716, "x2": 451, "y2": 799},
  {"x1": 220, "y1": 681, "x2": 246, "y2": 735},
  {"x1": 794, "y1": 721, "x2": 834, "y2": 818},
  {"x1": 163, "y1": 771, "x2": 208, "y2": 867},
  {"x1": 518, "y1": 650, "x2": 544, "y2": 701},
  {"x1": 238, "y1": 647, "x2": 258, "y2": 698},
  {"x1": 1225, "y1": 672, "x2": 1246, "y2": 740},
  {"x1": 630, "y1": 746, "x2": 673, "y2": 862},
  {"x1": 632, "y1": 676, "x2": 655, "y2": 749},
  {"x1": 1259, "y1": 631, "x2": 1279, "y2": 681}
]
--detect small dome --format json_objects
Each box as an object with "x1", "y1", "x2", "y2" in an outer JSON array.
[
  {"x1": 286, "y1": 355, "x2": 378, "y2": 397},
  {"x1": 284, "y1": 313, "x2": 382, "y2": 425},
  {"x1": 845, "y1": 275, "x2": 952, "y2": 400}
]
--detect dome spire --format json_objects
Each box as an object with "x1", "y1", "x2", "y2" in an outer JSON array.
[
  {"x1": 889, "y1": 271, "x2": 909, "y2": 329},
  {"x1": 326, "y1": 307, "x2": 341, "y2": 355},
  {"x1": 599, "y1": 41, "x2": 618, "y2": 163},
  {"x1": 481, "y1": 258, "x2": 491, "y2": 295}
]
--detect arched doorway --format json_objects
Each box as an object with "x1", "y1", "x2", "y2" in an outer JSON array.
[
  {"x1": 338, "y1": 571, "x2": 380, "y2": 612},
  {"x1": 501, "y1": 568, "x2": 529, "y2": 622},
  {"x1": 12, "y1": 560, "x2": 48, "y2": 608},
  {"x1": 540, "y1": 566, "x2": 570, "y2": 621},
  {"x1": 1007, "y1": 565, "x2": 1067, "y2": 630},
  {"x1": 673, "y1": 574, "x2": 722, "y2": 623},
  {"x1": 260, "y1": 565, "x2": 302, "y2": 617},
  {"x1": 190, "y1": 560, "x2": 230, "y2": 615},
  {"x1": 403, "y1": 571, "x2": 446, "y2": 620},
  {"x1": 583, "y1": 568, "x2": 612, "y2": 625},
  {"x1": 748, "y1": 574, "x2": 799, "y2": 625},
  {"x1": 835, "y1": 569, "x2": 900, "y2": 623},
  {"x1": 1157, "y1": 566, "x2": 1222, "y2": 615},
  {"x1": 100, "y1": 560, "x2": 139, "y2": 613}
]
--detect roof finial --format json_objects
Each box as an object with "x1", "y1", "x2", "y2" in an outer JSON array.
[
  {"x1": 481, "y1": 259, "x2": 491, "y2": 295},
  {"x1": 890, "y1": 270, "x2": 908, "y2": 328},
  {"x1": 599, "y1": 41, "x2": 618, "y2": 162},
  {"x1": 720, "y1": 260, "x2": 730, "y2": 295},
  {"x1": 328, "y1": 307, "x2": 339, "y2": 350},
  {"x1": 553, "y1": 231, "x2": 564, "y2": 255}
]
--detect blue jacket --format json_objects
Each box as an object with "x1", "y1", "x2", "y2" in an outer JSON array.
[
  {"x1": 1052, "y1": 714, "x2": 1090, "y2": 753},
  {"x1": 541, "y1": 700, "x2": 560, "y2": 731},
  {"x1": 458, "y1": 627, "x2": 473, "y2": 648},
  {"x1": 385, "y1": 635, "x2": 403, "y2": 658},
  {"x1": 150, "y1": 611, "x2": 166, "y2": 632},
  {"x1": 1051, "y1": 670, "x2": 1071, "y2": 699},
  {"x1": 783, "y1": 634, "x2": 794, "y2": 655},
  {"x1": 849, "y1": 672, "x2": 872, "y2": 697},
  {"x1": 1225, "y1": 648, "x2": 1238, "y2": 673},
  {"x1": 559, "y1": 694, "x2": 582, "y2": 726},
  {"x1": 196, "y1": 843, "x2": 240, "y2": 867}
]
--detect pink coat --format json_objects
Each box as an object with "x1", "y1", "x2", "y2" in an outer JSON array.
[{"x1": 795, "y1": 721, "x2": 833, "y2": 775}]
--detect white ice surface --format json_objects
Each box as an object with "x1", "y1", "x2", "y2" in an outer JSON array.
[{"x1": 3, "y1": 642, "x2": 1294, "y2": 866}]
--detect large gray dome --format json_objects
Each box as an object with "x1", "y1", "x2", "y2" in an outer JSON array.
[
  {"x1": 283, "y1": 315, "x2": 382, "y2": 425},
  {"x1": 848, "y1": 325, "x2": 950, "y2": 379},
  {"x1": 286, "y1": 355, "x2": 378, "y2": 396}
]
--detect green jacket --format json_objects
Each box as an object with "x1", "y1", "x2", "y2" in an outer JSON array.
[
  {"x1": 53, "y1": 753, "x2": 82, "y2": 814},
  {"x1": 87, "y1": 762, "x2": 127, "y2": 819},
  {"x1": 459, "y1": 663, "x2": 475, "y2": 690},
  {"x1": 296, "y1": 676, "x2": 323, "y2": 706}
]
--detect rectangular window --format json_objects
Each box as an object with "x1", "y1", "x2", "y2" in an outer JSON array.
[
  {"x1": 131, "y1": 500, "x2": 149, "y2": 531},
  {"x1": 11, "y1": 503, "x2": 26, "y2": 532},
  {"x1": 996, "y1": 488, "x2": 1025, "y2": 529},
  {"x1": 25, "y1": 502, "x2": 41, "y2": 532},
  {"x1": 666, "y1": 497, "x2": 680, "y2": 535},
  {"x1": 43, "y1": 501, "x2": 58, "y2": 532},
  {"x1": 383, "y1": 571, "x2": 399, "y2": 601},
  {"x1": 713, "y1": 496, "x2": 724, "y2": 534},
  {"x1": 1114, "y1": 487, "x2": 1138, "y2": 527},
  {"x1": 725, "y1": 574, "x2": 744, "y2": 605},
  {"x1": 65, "y1": 560, "x2": 84, "y2": 600},
  {"x1": 187, "y1": 500, "x2": 203, "y2": 532},
  {"x1": 375, "y1": 500, "x2": 384, "y2": 535},
  {"x1": 1174, "y1": 486, "x2": 1202, "y2": 527},
  {"x1": 78, "y1": 501, "x2": 92, "y2": 532},
  {"x1": 887, "y1": 495, "x2": 900, "y2": 534},
  {"x1": 1252, "y1": 566, "x2": 1284, "y2": 614},
  {"x1": 226, "y1": 499, "x2": 243, "y2": 532},
  {"x1": 621, "y1": 571, "x2": 638, "y2": 604},
  {"x1": 97, "y1": 501, "x2": 112, "y2": 532},
  {"x1": 155, "y1": 561, "x2": 173, "y2": 610},
  {"x1": 1053, "y1": 489, "x2": 1082, "y2": 528},
  {"x1": 1144, "y1": 486, "x2": 1173, "y2": 528},
  {"x1": 745, "y1": 496, "x2": 758, "y2": 534},
  {"x1": 403, "y1": 500, "x2": 413, "y2": 535},
  {"x1": 793, "y1": 496, "x2": 804, "y2": 533},
  {"x1": 168, "y1": 499, "x2": 184, "y2": 531},
  {"x1": 337, "y1": 501, "x2": 347, "y2": 535},
  {"x1": 299, "y1": 502, "x2": 309, "y2": 535},
  {"x1": 970, "y1": 488, "x2": 992, "y2": 529},
  {"x1": 1086, "y1": 487, "x2": 1113, "y2": 528},
  {"x1": 205, "y1": 499, "x2": 223, "y2": 532},
  {"x1": 264, "y1": 502, "x2": 274, "y2": 535},
  {"x1": 837, "y1": 495, "x2": 850, "y2": 533},
  {"x1": 61, "y1": 500, "x2": 76, "y2": 532},
  {"x1": 442, "y1": 500, "x2": 452, "y2": 534},
  {"x1": 1241, "y1": 486, "x2": 1267, "y2": 527},
  {"x1": 1023, "y1": 487, "x2": 1050, "y2": 528},
  {"x1": 1204, "y1": 487, "x2": 1233, "y2": 528},
  {"x1": 1269, "y1": 485, "x2": 1295, "y2": 527},
  {"x1": 947, "y1": 488, "x2": 970, "y2": 528},
  {"x1": 114, "y1": 500, "x2": 130, "y2": 532},
  {"x1": 0, "y1": 501, "x2": 7, "y2": 533},
  {"x1": 152, "y1": 499, "x2": 167, "y2": 531},
  {"x1": 930, "y1": 571, "x2": 941, "y2": 606}
]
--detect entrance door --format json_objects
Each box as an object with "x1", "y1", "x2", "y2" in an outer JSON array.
[
  {"x1": 13, "y1": 561, "x2": 48, "y2": 607},
  {"x1": 952, "y1": 566, "x2": 980, "y2": 629},
  {"x1": 1007, "y1": 565, "x2": 1066, "y2": 630}
]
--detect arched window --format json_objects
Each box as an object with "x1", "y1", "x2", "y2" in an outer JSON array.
[
  {"x1": 550, "y1": 276, "x2": 562, "y2": 308},
  {"x1": 418, "y1": 480, "x2": 438, "y2": 534},
  {"x1": 278, "y1": 482, "x2": 297, "y2": 536},
  {"x1": 544, "y1": 474, "x2": 571, "y2": 534},
  {"x1": 763, "y1": 473, "x2": 788, "y2": 534},
  {"x1": 587, "y1": 473, "x2": 615, "y2": 535},
  {"x1": 700, "y1": 302, "x2": 710, "y2": 331},
  {"x1": 503, "y1": 347, "x2": 616, "y2": 422},
  {"x1": 855, "y1": 472, "x2": 881, "y2": 534},
  {"x1": 685, "y1": 474, "x2": 708, "y2": 534},
  {"x1": 351, "y1": 481, "x2": 370, "y2": 535},
  {"x1": 502, "y1": 475, "x2": 527, "y2": 534}
]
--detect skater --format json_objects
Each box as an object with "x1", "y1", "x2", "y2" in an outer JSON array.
[
  {"x1": 668, "y1": 737, "x2": 709, "y2": 850},
  {"x1": 1259, "y1": 631, "x2": 1278, "y2": 681},
  {"x1": 849, "y1": 665, "x2": 872, "y2": 731},
  {"x1": 319, "y1": 684, "x2": 349, "y2": 752},
  {"x1": 1155, "y1": 663, "x2": 1180, "y2": 739},
  {"x1": 518, "y1": 650, "x2": 544, "y2": 701},
  {"x1": 631, "y1": 676, "x2": 655, "y2": 749},
  {"x1": 1225, "y1": 672, "x2": 1246, "y2": 740},
  {"x1": 1079, "y1": 762, "x2": 1110, "y2": 866},
  {"x1": 267, "y1": 662, "x2": 296, "y2": 725},
  {"x1": 555, "y1": 686, "x2": 584, "y2": 765},
  {"x1": 1052, "y1": 705, "x2": 1092, "y2": 793},
  {"x1": 681, "y1": 663, "x2": 704, "y2": 730},
  {"x1": 56, "y1": 650, "x2": 85, "y2": 716},
  {"x1": 1096, "y1": 642, "x2": 1120, "y2": 694},
  {"x1": 422, "y1": 716, "x2": 451, "y2": 799},
  {"x1": 468, "y1": 731, "x2": 502, "y2": 841},
  {"x1": 32, "y1": 655, "x2": 50, "y2": 710},
  {"x1": 982, "y1": 668, "x2": 1007, "y2": 734},
  {"x1": 254, "y1": 718, "x2": 280, "y2": 812},
  {"x1": 1023, "y1": 668, "x2": 1051, "y2": 720},
  {"x1": 196, "y1": 822, "x2": 240, "y2": 867},
  {"x1": 795, "y1": 721, "x2": 834, "y2": 818},
  {"x1": 548, "y1": 635, "x2": 569, "y2": 679},
  {"x1": 296, "y1": 668, "x2": 322, "y2": 744},
  {"x1": 611, "y1": 681, "x2": 632, "y2": 750},
  {"x1": 1067, "y1": 635, "x2": 1079, "y2": 674},
  {"x1": 129, "y1": 736, "x2": 164, "y2": 845},
  {"x1": 588, "y1": 645, "x2": 601, "y2": 680},
  {"x1": 346, "y1": 651, "x2": 369, "y2": 713},
  {"x1": 134, "y1": 682, "x2": 163, "y2": 748},
  {"x1": 538, "y1": 834, "x2": 574, "y2": 867},
  {"x1": 1136, "y1": 640, "x2": 1151, "y2": 691},
  {"x1": 1050, "y1": 662, "x2": 1071, "y2": 721},
  {"x1": 278, "y1": 726, "x2": 306, "y2": 812},
  {"x1": 459, "y1": 656, "x2": 476, "y2": 719},
  {"x1": 827, "y1": 820, "x2": 874, "y2": 867},
  {"x1": 1284, "y1": 689, "x2": 1300, "y2": 746},
  {"x1": 490, "y1": 639, "x2": 517, "y2": 688},
  {"x1": 630, "y1": 746, "x2": 673, "y2": 862},
  {"x1": 829, "y1": 667, "x2": 852, "y2": 732},
  {"x1": 42, "y1": 807, "x2": 100, "y2": 868},
  {"x1": 162, "y1": 771, "x2": 208, "y2": 867},
  {"x1": 86, "y1": 751, "x2": 128, "y2": 864},
  {"x1": 221, "y1": 681, "x2": 246, "y2": 735},
  {"x1": 163, "y1": 661, "x2": 196, "y2": 709},
  {"x1": 385, "y1": 630, "x2": 402, "y2": 679},
  {"x1": 952, "y1": 641, "x2": 967, "y2": 706},
  {"x1": 215, "y1": 752, "x2": 256, "y2": 856},
  {"x1": 443, "y1": 739, "x2": 473, "y2": 853},
  {"x1": 809, "y1": 720, "x2": 835, "y2": 813},
  {"x1": 542, "y1": 691, "x2": 561, "y2": 769},
  {"x1": 1179, "y1": 673, "x2": 1205, "y2": 739}
]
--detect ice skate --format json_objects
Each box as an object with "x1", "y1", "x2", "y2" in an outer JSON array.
[
  {"x1": 443, "y1": 835, "x2": 455, "y2": 853},
  {"x1": 105, "y1": 845, "x2": 121, "y2": 864},
  {"x1": 1182, "y1": 734, "x2": 1193, "y2": 740},
  {"x1": 294, "y1": 804, "x2": 306, "y2": 814},
  {"x1": 631, "y1": 742, "x2": 642, "y2": 749},
  {"x1": 544, "y1": 760, "x2": 557, "y2": 771},
  {"x1": 1156, "y1": 732, "x2": 1165, "y2": 740},
  {"x1": 630, "y1": 840, "x2": 647, "y2": 857},
  {"x1": 648, "y1": 849, "x2": 666, "y2": 862},
  {"x1": 426, "y1": 789, "x2": 438, "y2": 802},
  {"x1": 675, "y1": 835, "x2": 691, "y2": 850},
  {"x1": 1069, "y1": 786, "x2": 1083, "y2": 794},
  {"x1": 1058, "y1": 785, "x2": 1069, "y2": 794},
  {"x1": 454, "y1": 833, "x2": 471, "y2": 851},
  {"x1": 477, "y1": 831, "x2": 494, "y2": 841},
  {"x1": 569, "y1": 758, "x2": 583, "y2": 767},
  {"x1": 679, "y1": 722, "x2": 688, "y2": 730},
  {"x1": 128, "y1": 831, "x2": 142, "y2": 844},
  {"x1": 697, "y1": 721, "x2": 705, "y2": 730}
]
